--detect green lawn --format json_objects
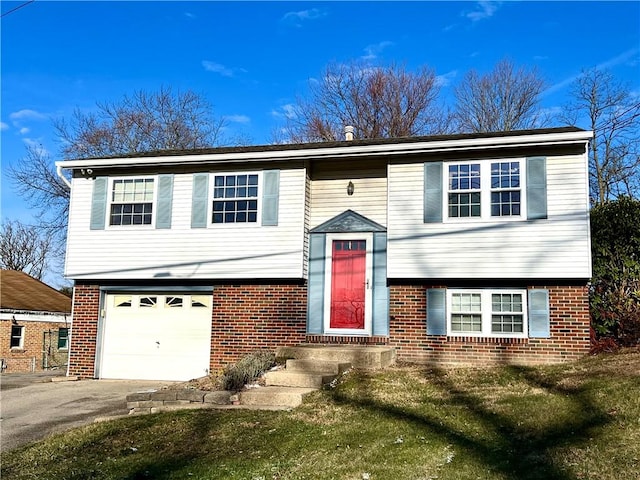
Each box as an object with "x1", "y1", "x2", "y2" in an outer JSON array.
[{"x1": 3, "y1": 349, "x2": 640, "y2": 480}]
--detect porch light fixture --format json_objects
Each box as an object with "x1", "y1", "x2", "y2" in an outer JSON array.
[{"x1": 347, "y1": 181, "x2": 354, "y2": 196}]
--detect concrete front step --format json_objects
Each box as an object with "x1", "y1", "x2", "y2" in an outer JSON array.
[
  {"x1": 285, "y1": 359, "x2": 352, "y2": 375},
  {"x1": 264, "y1": 370, "x2": 337, "y2": 389},
  {"x1": 238, "y1": 386, "x2": 317, "y2": 408},
  {"x1": 276, "y1": 345, "x2": 396, "y2": 369}
]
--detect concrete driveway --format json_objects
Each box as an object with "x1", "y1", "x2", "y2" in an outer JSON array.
[{"x1": 1, "y1": 372, "x2": 174, "y2": 452}]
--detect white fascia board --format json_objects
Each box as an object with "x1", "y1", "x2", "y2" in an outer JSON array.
[{"x1": 55, "y1": 130, "x2": 593, "y2": 170}]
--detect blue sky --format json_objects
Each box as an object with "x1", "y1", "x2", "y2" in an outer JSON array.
[{"x1": 1, "y1": 1, "x2": 639, "y2": 285}]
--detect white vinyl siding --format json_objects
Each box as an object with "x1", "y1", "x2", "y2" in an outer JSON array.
[
  {"x1": 65, "y1": 168, "x2": 307, "y2": 280},
  {"x1": 387, "y1": 153, "x2": 591, "y2": 279},
  {"x1": 309, "y1": 162, "x2": 387, "y2": 229}
]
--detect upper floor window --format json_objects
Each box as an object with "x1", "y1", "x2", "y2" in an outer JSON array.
[
  {"x1": 445, "y1": 160, "x2": 525, "y2": 221},
  {"x1": 110, "y1": 178, "x2": 155, "y2": 226},
  {"x1": 491, "y1": 162, "x2": 521, "y2": 217},
  {"x1": 448, "y1": 163, "x2": 481, "y2": 218},
  {"x1": 448, "y1": 289, "x2": 527, "y2": 338},
  {"x1": 10, "y1": 325, "x2": 24, "y2": 348},
  {"x1": 212, "y1": 174, "x2": 259, "y2": 224}
]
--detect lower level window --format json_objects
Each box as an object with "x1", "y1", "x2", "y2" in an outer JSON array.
[
  {"x1": 10, "y1": 325, "x2": 24, "y2": 348},
  {"x1": 58, "y1": 328, "x2": 69, "y2": 350},
  {"x1": 448, "y1": 289, "x2": 526, "y2": 337}
]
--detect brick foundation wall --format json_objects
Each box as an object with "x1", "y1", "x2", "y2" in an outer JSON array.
[
  {"x1": 0, "y1": 320, "x2": 69, "y2": 373},
  {"x1": 68, "y1": 283, "x2": 101, "y2": 378},
  {"x1": 388, "y1": 285, "x2": 590, "y2": 365},
  {"x1": 210, "y1": 284, "x2": 307, "y2": 370},
  {"x1": 67, "y1": 282, "x2": 590, "y2": 379}
]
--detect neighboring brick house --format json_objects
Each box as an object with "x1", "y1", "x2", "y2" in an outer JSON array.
[
  {"x1": 0, "y1": 270, "x2": 72, "y2": 373},
  {"x1": 57, "y1": 127, "x2": 593, "y2": 381}
]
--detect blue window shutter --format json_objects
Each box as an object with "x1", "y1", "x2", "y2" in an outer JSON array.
[
  {"x1": 528, "y1": 289, "x2": 550, "y2": 338},
  {"x1": 307, "y1": 234, "x2": 326, "y2": 334},
  {"x1": 191, "y1": 173, "x2": 209, "y2": 228},
  {"x1": 372, "y1": 232, "x2": 389, "y2": 336},
  {"x1": 90, "y1": 176, "x2": 108, "y2": 230},
  {"x1": 262, "y1": 170, "x2": 280, "y2": 226},
  {"x1": 426, "y1": 288, "x2": 447, "y2": 335},
  {"x1": 424, "y1": 162, "x2": 443, "y2": 223},
  {"x1": 527, "y1": 157, "x2": 547, "y2": 220},
  {"x1": 155, "y1": 174, "x2": 174, "y2": 229}
]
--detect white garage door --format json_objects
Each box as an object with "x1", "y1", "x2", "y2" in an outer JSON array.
[{"x1": 100, "y1": 292, "x2": 212, "y2": 381}]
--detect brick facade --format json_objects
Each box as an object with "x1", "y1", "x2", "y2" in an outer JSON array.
[
  {"x1": 387, "y1": 284, "x2": 590, "y2": 365},
  {"x1": 210, "y1": 284, "x2": 307, "y2": 370},
  {"x1": 0, "y1": 319, "x2": 70, "y2": 373},
  {"x1": 67, "y1": 283, "x2": 101, "y2": 378},
  {"x1": 68, "y1": 282, "x2": 590, "y2": 379}
]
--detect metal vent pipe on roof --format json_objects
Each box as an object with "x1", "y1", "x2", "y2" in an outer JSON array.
[{"x1": 344, "y1": 125, "x2": 354, "y2": 141}]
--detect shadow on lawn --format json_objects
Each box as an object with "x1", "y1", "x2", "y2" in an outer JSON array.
[{"x1": 330, "y1": 365, "x2": 611, "y2": 480}]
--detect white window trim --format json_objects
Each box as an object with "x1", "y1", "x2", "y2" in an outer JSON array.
[
  {"x1": 447, "y1": 289, "x2": 528, "y2": 338},
  {"x1": 444, "y1": 159, "x2": 527, "y2": 223},
  {"x1": 10, "y1": 325, "x2": 25, "y2": 349},
  {"x1": 207, "y1": 171, "x2": 263, "y2": 227},
  {"x1": 107, "y1": 176, "x2": 157, "y2": 229},
  {"x1": 323, "y1": 232, "x2": 374, "y2": 336}
]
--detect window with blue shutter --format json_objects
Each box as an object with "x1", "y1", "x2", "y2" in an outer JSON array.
[
  {"x1": 262, "y1": 170, "x2": 280, "y2": 226},
  {"x1": 90, "y1": 177, "x2": 108, "y2": 230},
  {"x1": 426, "y1": 288, "x2": 447, "y2": 335},
  {"x1": 155, "y1": 174, "x2": 174, "y2": 229},
  {"x1": 424, "y1": 162, "x2": 443, "y2": 223},
  {"x1": 528, "y1": 289, "x2": 550, "y2": 338},
  {"x1": 191, "y1": 173, "x2": 209, "y2": 228},
  {"x1": 526, "y1": 157, "x2": 548, "y2": 220}
]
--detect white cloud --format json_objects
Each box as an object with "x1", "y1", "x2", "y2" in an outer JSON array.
[
  {"x1": 271, "y1": 104, "x2": 297, "y2": 120},
  {"x1": 436, "y1": 70, "x2": 458, "y2": 88},
  {"x1": 9, "y1": 109, "x2": 47, "y2": 121},
  {"x1": 544, "y1": 47, "x2": 640, "y2": 97},
  {"x1": 0, "y1": 122, "x2": 8, "y2": 131},
  {"x1": 281, "y1": 8, "x2": 326, "y2": 27},
  {"x1": 202, "y1": 60, "x2": 235, "y2": 77},
  {"x1": 464, "y1": 1, "x2": 501, "y2": 22},
  {"x1": 22, "y1": 138, "x2": 49, "y2": 156},
  {"x1": 19, "y1": 127, "x2": 30, "y2": 135},
  {"x1": 361, "y1": 41, "x2": 394, "y2": 61},
  {"x1": 224, "y1": 114, "x2": 250, "y2": 124},
  {"x1": 184, "y1": 12, "x2": 195, "y2": 19}
]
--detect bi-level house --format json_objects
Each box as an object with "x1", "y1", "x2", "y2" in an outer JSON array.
[{"x1": 57, "y1": 127, "x2": 593, "y2": 381}]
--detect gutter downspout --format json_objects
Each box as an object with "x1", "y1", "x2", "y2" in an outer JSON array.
[{"x1": 57, "y1": 164, "x2": 72, "y2": 189}]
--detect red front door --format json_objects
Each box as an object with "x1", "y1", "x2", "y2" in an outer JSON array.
[{"x1": 330, "y1": 240, "x2": 366, "y2": 329}]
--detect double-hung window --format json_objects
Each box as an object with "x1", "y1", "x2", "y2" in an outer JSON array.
[
  {"x1": 448, "y1": 163, "x2": 481, "y2": 218},
  {"x1": 58, "y1": 328, "x2": 69, "y2": 350},
  {"x1": 10, "y1": 325, "x2": 24, "y2": 348},
  {"x1": 110, "y1": 178, "x2": 155, "y2": 226},
  {"x1": 448, "y1": 289, "x2": 527, "y2": 337},
  {"x1": 212, "y1": 174, "x2": 259, "y2": 224},
  {"x1": 445, "y1": 160, "x2": 524, "y2": 221},
  {"x1": 491, "y1": 162, "x2": 521, "y2": 217}
]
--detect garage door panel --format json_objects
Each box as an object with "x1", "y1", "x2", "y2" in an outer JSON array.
[{"x1": 100, "y1": 293, "x2": 212, "y2": 381}]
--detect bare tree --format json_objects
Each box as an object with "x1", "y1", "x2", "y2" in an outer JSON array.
[
  {"x1": 9, "y1": 86, "x2": 226, "y2": 244},
  {"x1": 0, "y1": 220, "x2": 54, "y2": 280},
  {"x1": 54, "y1": 86, "x2": 226, "y2": 159},
  {"x1": 280, "y1": 62, "x2": 451, "y2": 142},
  {"x1": 559, "y1": 68, "x2": 640, "y2": 204},
  {"x1": 453, "y1": 59, "x2": 547, "y2": 133},
  {"x1": 10, "y1": 146, "x2": 71, "y2": 237}
]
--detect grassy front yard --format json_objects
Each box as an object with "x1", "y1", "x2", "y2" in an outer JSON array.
[{"x1": 3, "y1": 349, "x2": 640, "y2": 480}]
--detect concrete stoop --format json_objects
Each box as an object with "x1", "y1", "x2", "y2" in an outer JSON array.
[
  {"x1": 276, "y1": 345, "x2": 396, "y2": 370},
  {"x1": 238, "y1": 386, "x2": 317, "y2": 408},
  {"x1": 126, "y1": 346, "x2": 396, "y2": 413}
]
